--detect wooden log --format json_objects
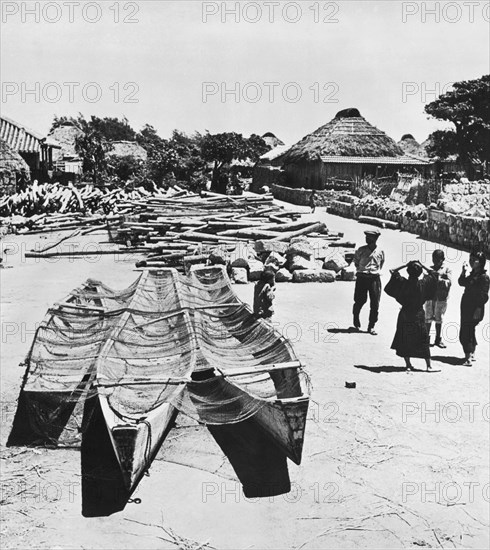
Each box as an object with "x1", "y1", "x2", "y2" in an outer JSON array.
[
  {"x1": 271, "y1": 222, "x2": 326, "y2": 242},
  {"x1": 217, "y1": 228, "x2": 286, "y2": 239},
  {"x1": 358, "y1": 216, "x2": 399, "y2": 230},
  {"x1": 25, "y1": 248, "x2": 146, "y2": 258},
  {"x1": 31, "y1": 229, "x2": 82, "y2": 253}
]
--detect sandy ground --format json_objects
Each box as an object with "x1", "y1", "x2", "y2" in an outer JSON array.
[{"x1": 1, "y1": 207, "x2": 489, "y2": 550}]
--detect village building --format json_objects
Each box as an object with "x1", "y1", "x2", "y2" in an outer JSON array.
[
  {"x1": 278, "y1": 108, "x2": 433, "y2": 190},
  {"x1": 106, "y1": 140, "x2": 148, "y2": 162},
  {"x1": 48, "y1": 122, "x2": 84, "y2": 181},
  {"x1": 0, "y1": 115, "x2": 59, "y2": 182},
  {"x1": 261, "y1": 131, "x2": 285, "y2": 149},
  {"x1": 251, "y1": 145, "x2": 289, "y2": 192},
  {"x1": 0, "y1": 138, "x2": 31, "y2": 195},
  {"x1": 397, "y1": 134, "x2": 430, "y2": 159}
]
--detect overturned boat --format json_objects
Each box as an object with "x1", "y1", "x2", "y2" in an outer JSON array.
[{"x1": 7, "y1": 266, "x2": 310, "y2": 516}]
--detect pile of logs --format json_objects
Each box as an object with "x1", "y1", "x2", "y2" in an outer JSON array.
[
  {"x1": 0, "y1": 181, "x2": 171, "y2": 219},
  {"x1": 113, "y1": 192, "x2": 337, "y2": 270},
  {"x1": 1, "y1": 181, "x2": 361, "y2": 277}
]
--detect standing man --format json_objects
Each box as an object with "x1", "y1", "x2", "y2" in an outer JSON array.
[
  {"x1": 352, "y1": 229, "x2": 385, "y2": 335},
  {"x1": 424, "y1": 249, "x2": 452, "y2": 348}
]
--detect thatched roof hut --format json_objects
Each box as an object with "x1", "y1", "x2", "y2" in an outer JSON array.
[
  {"x1": 48, "y1": 123, "x2": 83, "y2": 161},
  {"x1": 107, "y1": 141, "x2": 147, "y2": 161},
  {"x1": 0, "y1": 138, "x2": 30, "y2": 194},
  {"x1": 282, "y1": 108, "x2": 404, "y2": 163},
  {"x1": 0, "y1": 139, "x2": 30, "y2": 173},
  {"x1": 262, "y1": 132, "x2": 285, "y2": 149},
  {"x1": 398, "y1": 134, "x2": 429, "y2": 159},
  {"x1": 280, "y1": 109, "x2": 432, "y2": 189}
]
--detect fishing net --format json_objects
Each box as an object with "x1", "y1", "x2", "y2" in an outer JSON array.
[{"x1": 8, "y1": 266, "x2": 310, "y2": 447}]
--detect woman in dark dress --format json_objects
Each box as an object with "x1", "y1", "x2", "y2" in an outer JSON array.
[
  {"x1": 458, "y1": 251, "x2": 489, "y2": 366},
  {"x1": 384, "y1": 261, "x2": 438, "y2": 371}
]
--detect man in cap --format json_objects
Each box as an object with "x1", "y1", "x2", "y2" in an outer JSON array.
[{"x1": 351, "y1": 229, "x2": 385, "y2": 334}]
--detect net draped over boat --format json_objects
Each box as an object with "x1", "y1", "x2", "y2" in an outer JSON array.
[{"x1": 12, "y1": 266, "x2": 310, "y2": 445}]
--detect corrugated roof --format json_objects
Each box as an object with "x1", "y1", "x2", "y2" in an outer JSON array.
[
  {"x1": 0, "y1": 115, "x2": 45, "y2": 153},
  {"x1": 320, "y1": 155, "x2": 432, "y2": 166}
]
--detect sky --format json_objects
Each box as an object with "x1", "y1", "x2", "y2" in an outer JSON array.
[{"x1": 1, "y1": 0, "x2": 489, "y2": 146}]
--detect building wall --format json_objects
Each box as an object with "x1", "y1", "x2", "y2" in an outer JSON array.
[
  {"x1": 251, "y1": 165, "x2": 286, "y2": 192},
  {"x1": 284, "y1": 160, "x2": 432, "y2": 189}
]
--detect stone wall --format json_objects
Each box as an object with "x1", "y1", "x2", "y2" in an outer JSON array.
[
  {"x1": 272, "y1": 184, "x2": 340, "y2": 206},
  {"x1": 327, "y1": 194, "x2": 489, "y2": 255}
]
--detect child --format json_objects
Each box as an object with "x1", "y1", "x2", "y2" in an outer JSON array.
[
  {"x1": 458, "y1": 250, "x2": 489, "y2": 365},
  {"x1": 253, "y1": 270, "x2": 276, "y2": 319},
  {"x1": 424, "y1": 249, "x2": 452, "y2": 348},
  {"x1": 309, "y1": 191, "x2": 317, "y2": 213}
]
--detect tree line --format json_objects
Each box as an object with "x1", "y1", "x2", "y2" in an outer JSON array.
[{"x1": 50, "y1": 115, "x2": 271, "y2": 193}]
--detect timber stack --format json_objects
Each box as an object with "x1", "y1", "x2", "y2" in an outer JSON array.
[{"x1": 4, "y1": 183, "x2": 356, "y2": 283}]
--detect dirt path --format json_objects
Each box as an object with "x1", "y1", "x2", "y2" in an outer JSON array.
[{"x1": 1, "y1": 208, "x2": 488, "y2": 549}]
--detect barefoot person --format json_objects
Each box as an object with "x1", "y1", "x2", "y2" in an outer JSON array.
[
  {"x1": 424, "y1": 249, "x2": 452, "y2": 348},
  {"x1": 384, "y1": 261, "x2": 438, "y2": 371},
  {"x1": 253, "y1": 269, "x2": 276, "y2": 319},
  {"x1": 352, "y1": 229, "x2": 385, "y2": 334},
  {"x1": 458, "y1": 250, "x2": 489, "y2": 366}
]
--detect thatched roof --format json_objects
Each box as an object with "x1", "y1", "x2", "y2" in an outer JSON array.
[
  {"x1": 0, "y1": 138, "x2": 30, "y2": 175},
  {"x1": 262, "y1": 132, "x2": 285, "y2": 148},
  {"x1": 281, "y1": 108, "x2": 404, "y2": 164},
  {"x1": 107, "y1": 141, "x2": 147, "y2": 161},
  {"x1": 398, "y1": 134, "x2": 429, "y2": 159},
  {"x1": 48, "y1": 124, "x2": 83, "y2": 160}
]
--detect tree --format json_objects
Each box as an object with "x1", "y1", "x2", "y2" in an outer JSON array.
[
  {"x1": 425, "y1": 75, "x2": 490, "y2": 176},
  {"x1": 424, "y1": 130, "x2": 459, "y2": 160},
  {"x1": 74, "y1": 116, "x2": 109, "y2": 185},
  {"x1": 246, "y1": 133, "x2": 271, "y2": 161},
  {"x1": 89, "y1": 116, "x2": 136, "y2": 142},
  {"x1": 50, "y1": 115, "x2": 78, "y2": 131},
  {"x1": 137, "y1": 127, "x2": 205, "y2": 186},
  {"x1": 201, "y1": 132, "x2": 250, "y2": 193}
]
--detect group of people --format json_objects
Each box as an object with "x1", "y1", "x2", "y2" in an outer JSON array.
[
  {"x1": 252, "y1": 228, "x2": 489, "y2": 371},
  {"x1": 352, "y1": 229, "x2": 489, "y2": 370}
]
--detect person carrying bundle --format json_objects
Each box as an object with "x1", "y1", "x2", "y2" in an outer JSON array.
[{"x1": 384, "y1": 260, "x2": 438, "y2": 371}]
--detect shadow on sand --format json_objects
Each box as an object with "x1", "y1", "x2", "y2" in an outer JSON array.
[
  {"x1": 354, "y1": 365, "x2": 407, "y2": 373},
  {"x1": 431, "y1": 355, "x2": 465, "y2": 366},
  {"x1": 328, "y1": 328, "x2": 368, "y2": 334}
]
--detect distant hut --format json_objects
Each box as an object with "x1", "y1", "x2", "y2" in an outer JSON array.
[
  {"x1": 398, "y1": 134, "x2": 429, "y2": 159},
  {"x1": 107, "y1": 141, "x2": 148, "y2": 162},
  {"x1": 262, "y1": 132, "x2": 285, "y2": 149},
  {"x1": 251, "y1": 145, "x2": 290, "y2": 192},
  {"x1": 48, "y1": 123, "x2": 84, "y2": 177},
  {"x1": 280, "y1": 108, "x2": 432, "y2": 189},
  {"x1": 0, "y1": 138, "x2": 30, "y2": 195}
]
